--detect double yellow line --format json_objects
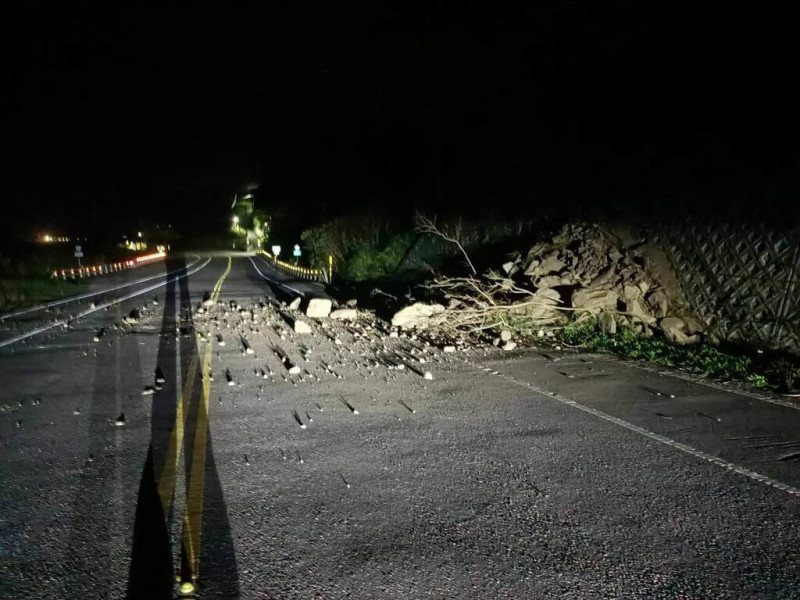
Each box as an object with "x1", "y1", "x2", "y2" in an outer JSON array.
[{"x1": 155, "y1": 256, "x2": 231, "y2": 593}]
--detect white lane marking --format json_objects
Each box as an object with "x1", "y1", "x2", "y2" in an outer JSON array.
[
  {"x1": 248, "y1": 257, "x2": 305, "y2": 297},
  {"x1": 0, "y1": 258, "x2": 211, "y2": 349},
  {"x1": 468, "y1": 360, "x2": 800, "y2": 497},
  {"x1": 0, "y1": 255, "x2": 203, "y2": 321}
]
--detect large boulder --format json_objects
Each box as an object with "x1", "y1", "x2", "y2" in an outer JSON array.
[
  {"x1": 588, "y1": 266, "x2": 615, "y2": 289},
  {"x1": 621, "y1": 286, "x2": 656, "y2": 325},
  {"x1": 646, "y1": 289, "x2": 669, "y2": 318},
  {"x1": 535, "y1": 275, "x2": 565, "y2": 289},
  {"x1": 525, "y1": 253, "x2": 566, "y2": 277},
  {"x1": 626, "y1": 296, "x2": 657, "y2": 325},
  {"x1": 659, "y1": 316, "x2": 699, "y2": 345},
  {"x1": 598, "y1": 311, "x2": 617, "y2": 334},
  {"x1": 305, "y1": 298, "x2": 332, "y2": 318},
  {"x1": 520, "y1": 288, "x2": 563, "y2": 321},
  {"x1": 391, "y1": 303, "x2": 445, "y2": 329},
  {"x1": 571, "y1": 288, "x2": 619, "y2": 312}
]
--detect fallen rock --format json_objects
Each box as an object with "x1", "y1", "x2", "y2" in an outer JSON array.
[
  {"x1": 622, "y1": 284, "x2": 642, "y2": 303},
  {"x1": 625, "y1": 295, "x2": 656, "y2": 325},
  {"x1": 500, "y1": 330, "x2": 513, "y2": 342},
  {"x1": 288, "y1": 297, "x2": 302, "y2": 311},
  {"x1": 682, "y1": 314, "x2": 706, "y2": 335},
  {"x1": 598, "y1": 312, "x2": 617, "y2": 334},
  {"x1": 502, "y1": 340, "x2": 517, "y2": 351},
  {"x1": 391, "y1": 303, "x2": 445, "y2": 329},
  {"x1": 588, "y1": 266, "x2": 615, "y2": 289},
  {"x1": 525, "y1": 253, "x2": 566, "y2": 277},
  {"x1": 346, "y1": 299, "x2": 358, "y2": 308},
  {"x1": 330, "y1": 308, "x2": 358, "y2": 321},
  {"x1": 502, "y1": 261, "x2": 517, "y2": 275},
  {"x1": 535, "y1": 275, "x2": 564, "y2": 289},
  {"x1": 305, "y1": 298, "x2": 332, "y2": 318},
  {"x1": 659, "y1": 316, "x2": 699, "y2": 344},
  {"x1": 293, "y1": 320, "x2": 312, "y2": 334},
  {"x1": 571, "y1": 289, "x2": 619, "y2": 312},
  {"x1": 646, "y1": 289, "x2": 669, "y2": 318}
]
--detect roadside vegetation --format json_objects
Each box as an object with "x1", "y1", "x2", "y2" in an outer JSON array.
[
  {"x1": 0, "y1": 251, "x2": 86, "y2": 312},
  {"x1": 559, "y1": 317, "x2": 800, "y2": 392},
  {"x1": 301, "y1": 218, "x2": 415, "y2": 282},
  {"x1": 0, "y1": 276, "x2": 85, "y2": 312}
]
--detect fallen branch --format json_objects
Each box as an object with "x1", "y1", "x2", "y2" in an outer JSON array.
[{"x1": 414, "y1": 213, "x2": 477, "y2": 276}]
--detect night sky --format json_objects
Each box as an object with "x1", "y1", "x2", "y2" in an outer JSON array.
[{"x1": 2, "y1": 2, "x2": 797, "y2": 240}]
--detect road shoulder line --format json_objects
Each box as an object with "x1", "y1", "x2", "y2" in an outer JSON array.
[{"x1": 466, "y1": 358, "x2": 800, "y2": 497}]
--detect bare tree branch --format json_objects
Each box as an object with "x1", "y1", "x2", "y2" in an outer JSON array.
[{"x1": 414, "y1": 212, "x2": 477, "y2": 276}]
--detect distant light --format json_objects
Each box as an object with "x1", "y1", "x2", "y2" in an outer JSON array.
[
  {"x1": 135, "y1": 250, "x2": 166, "y2": 263},
  {"x1": 42, "y1": 234, "x2": 53, "y2": 243},
  {"x1": 137, "y1": 231, "x2": 143, "y2": 238},
  {"x1": 232, "y1": 216, "x2": 240, "y2": 224},
  {"x1": 242, "y1": 193, "x2": 253, "y2": 200}
]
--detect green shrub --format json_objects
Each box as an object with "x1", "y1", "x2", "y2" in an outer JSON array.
[
  {"x1": 301, "y1": 219, "x2": 415, "y2": 282},
  {"x1": 560, "y1": 318, "x2": 771, "y2": 388},
  {"x1": 0, "y1": 277, "x2": 85, "y2": 311}
]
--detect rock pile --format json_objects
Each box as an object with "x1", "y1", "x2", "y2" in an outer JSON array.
[
  {"x1": 389, "y1": 223, "x2": 706, "y2": 346},
  {"x1": 515, "y1": 223, "x2": 703, "y2": 343}
]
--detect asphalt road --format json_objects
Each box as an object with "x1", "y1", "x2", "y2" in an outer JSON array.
[{"x1": 1, "y1": 253, "x2": 799, "y2": 599}]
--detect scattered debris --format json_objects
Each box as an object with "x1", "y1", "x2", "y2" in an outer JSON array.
[
  {"x1": 330, "y1": 308, "x2": 358, "y2": 321},
  {"x1": 292, "y1": 410, "x2": 306, "y2": 429}
]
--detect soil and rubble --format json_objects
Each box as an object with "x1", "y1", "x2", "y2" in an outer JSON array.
[
  {"x1": 113, "y1": 295, "x2": 480, "y2": 398},
  {"x1": 385, "y1": 223, "x2": 707, "y2": 349}
]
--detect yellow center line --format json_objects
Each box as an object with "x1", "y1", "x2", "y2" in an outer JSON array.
[
  {"x1": 155, "y1": 257, "x2": 231, "y2": 517},
  {"x1": 181, "y1": 256, "x2": 231, "y2": 583}
]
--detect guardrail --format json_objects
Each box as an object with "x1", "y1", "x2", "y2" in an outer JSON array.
[
  {"x1": 50, "y1": 251, "x2": 167, "y2": 280},
  {"x1": 257, "y1": 250, "x2": 329, "y2": 282}
]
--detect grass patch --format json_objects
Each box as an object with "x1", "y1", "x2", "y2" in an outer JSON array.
[
  {"x1": 559, "y1": 318, "x2": 782, "y2": 389},
  {"x1": 0, "y1": 277, "x2": 86, "y2": 312}
]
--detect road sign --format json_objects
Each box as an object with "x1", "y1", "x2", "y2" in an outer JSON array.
[
  {"x1": 74, "y1": 245, "x2": 84, "y2": 258},
  {"x1": 271, "y1": 245, "x2": 281, "y2": 257},
  {"x1": 293, "y1": 244, "x2": 301, "y2": 257}
]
